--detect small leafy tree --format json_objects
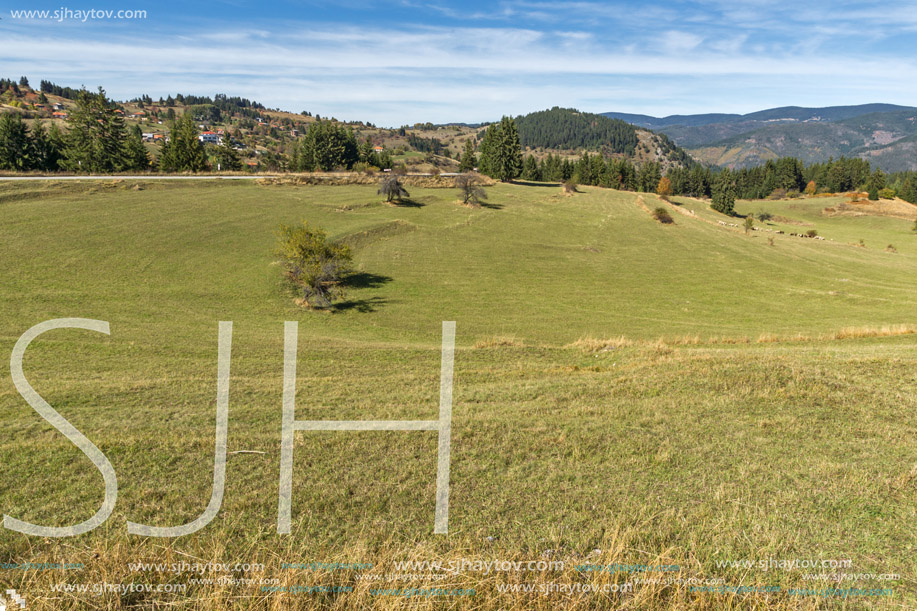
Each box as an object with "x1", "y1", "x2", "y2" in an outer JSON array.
[
  {"x1": 744, "y1": 216, "x2": 754, "y2": 234},
  {"x1": 456, "y1": 173, "x2": 487, "y2": 206},
  {"x1": 275, "y1": 221, "x2": 353, "y2": 309},
  {"x1": 378, "y1": 175, "x2": 409, "y2": 203},
  {"x1": 804, "y1": 180, "x2": 817, "y2": 195},
  {"x1": 656, "y1": 176, "x2": 672, "y2": 200}
]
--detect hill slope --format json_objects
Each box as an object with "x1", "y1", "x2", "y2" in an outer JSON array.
[
  {"x1": 516, "y1": 107, "x2": 694, "y2": 170},
  {"x1": 604, "y1": 104, "x2": 917, "y2": 170}
]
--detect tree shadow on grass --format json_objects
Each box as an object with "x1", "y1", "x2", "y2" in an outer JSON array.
[
  {"x1": 332, "y1": 272, "x2": 394, "y2": 313},
  {"x1": 389, "y1": 198, "x2": 425, "y2": 208},
  {"x1": 344, "y1": 272, "x2": 393, "y2": 289},
  {"x1": 333, "y1": 296, "x2": 389, "y2": 313},
  {"x1": 511, "y1": 180, "x2": 562, "y2": 188}
]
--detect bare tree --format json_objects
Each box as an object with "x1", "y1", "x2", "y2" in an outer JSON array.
[{"x1": 456, "y1": 173, "x2": 488, "y2": 207}]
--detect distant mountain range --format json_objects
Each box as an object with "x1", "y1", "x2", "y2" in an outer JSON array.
[{"x1": 603, "y1": 104, "x2": 917, "y2": 172}]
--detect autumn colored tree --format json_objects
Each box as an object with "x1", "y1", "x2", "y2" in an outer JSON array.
[{"x1": 656, "y1": 176, "x2": 672, "y2": 200}]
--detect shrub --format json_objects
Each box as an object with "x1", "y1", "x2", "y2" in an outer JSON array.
[
  {"x1": 768, "y1": 188, "x2": 787, "y2": 200},
  {"x1": 806, "y1": 229, "x2": 818, "y2": 238},
  {"x1": 804, "y1": 180, "x2": 817, "y2": 195},
  {"x1": 886, "y1": 244, "x2": 897, "y2": 253},
  {"x1": 868, "y1": 186, "x2": 879, "y2": 201},
  {"x1": 757, "y1": 211, "x2": 773, "y2": 221},
  {"x1": 652, "y1": 207, "x2": 674, "y2": 224},
  {"x1": 274, "y1": 221, "x2": 353, "y2": 309},
  {"x1": 563, "y1": 179, "x2": 578, "y2": 194},
  {"x1": 744, "y1": 216, "x2": 754, "y2": 234},
  {"x1": 879, "y1": 187, "x2": 896, "y2": 200}
]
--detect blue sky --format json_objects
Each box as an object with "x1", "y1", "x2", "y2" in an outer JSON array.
[{"x1": 2, "y1": 1, "x2": 917, "y2": 126}]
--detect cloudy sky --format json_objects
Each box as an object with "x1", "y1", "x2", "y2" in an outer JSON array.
[{"x1": 2, "y1": 1, "x2": 916, "y2": 125}]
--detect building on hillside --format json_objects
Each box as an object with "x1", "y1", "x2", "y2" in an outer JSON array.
[
  {"x1": 199, "y1": 131, "x2": 220, "y2": 144},
  {"x1": 52, "y1": 111, "x2": 68, "y2": 119}
]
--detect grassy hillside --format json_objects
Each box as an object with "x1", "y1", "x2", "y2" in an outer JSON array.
[{"x1": 0, "y1": 179, "x2": 915, "y2": 610}]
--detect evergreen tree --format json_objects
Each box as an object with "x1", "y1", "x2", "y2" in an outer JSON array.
[
  {"x1": 477, "y1": 124, "x2": 499, "y2": 177},
  {"x1": 159, "y1": 113, "x2": 207, "y2": 172},
  {"x1": 61, "y1": 88, "x2": 128, "y2": 173},
  {"x1": 637, "y1": 161, "x2": 662, "y2": 193},
  {"x1": 521, "y1": 154, "x2": 540, "y2": 181},
  {"x1": 458, "y1": 139, "x2": 476, "y2": 172},
  {"x1": 31, "y1": 120, "x2": 64, "y2": 171},
  {"x1": 123, "y1": 124, "x2": 150, "y2": 171},
  {"x1": 299, "y1": 120, "x2": 359, "y2": 171},
  {"x1": 711, "y1": 169, "x2": 737, "y2": 215},
  {"x1": 214, "y1": 136, "x2": 242, "y2": 171},
  {"x1": 358, "y1": 137, "x2": 374, "y2": 164},
  {"x1": 0, "y1": 112, "x2": 33, "y2": 171},
  {"x1": 496, "y1": 116, "x2": 522, "y2": 182}
]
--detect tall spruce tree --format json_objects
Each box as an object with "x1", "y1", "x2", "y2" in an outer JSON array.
[
  {"x1": 712, "y1": 169, "x2": 737, "y2": 215},
  {"x1": 458, "y1": 139, "x2": 476, "y2": 172},
  {"x1": 299, "y1": 120, "x2": 359, "y2": 171},
  {"x1": 214, "y1": 136, "x2": 242, "y2": 171},
  {"x1": 159, "y1": 113, "x2": 207, "y2": 172},
  {"x1": 62, "y1": 88, "x2": 128, "y2": 173},
  {"x1": 496, "y1": 116, "x2": 522, "y2": 182},
  {"x1": 0, "y1": 112, "x2": 33, "y2": 171},
  {"x1": 123, "y1": 124, "x2": 151, "y2": 171}
]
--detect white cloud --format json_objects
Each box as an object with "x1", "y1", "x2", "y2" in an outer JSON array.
[{"x1": 3, "y1": 17, "x2": 917, "y2": 125}]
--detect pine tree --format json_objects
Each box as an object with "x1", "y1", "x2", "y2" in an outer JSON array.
[
  {"x1": 61, "y1": 88, "x2": 128, "y2": 173},
  {"x1": 299, "y1": 121, "x2": 359, "y2": 171},
  {"x1": 712, "y1": 169, "x2": 737, "y2": 215},
  {"x1": 521, "y1": 154, "x2": 540, "y2": 181},
  {"x1": 214, "y1": 136, "x2": 242, "y2": 171},
  {"x1": 458, "y1": 139, "x2": 476, "y2": 172},
  {"x1": 31, "y1": 120, "x2": 64, "y2": 171},
  {"x1": 358, "y1": 137, "x2": 374, "y2": 164},
  {"x1": 496, "y1": 116, "x2": 522, "y2": 182},
  {"x1": 159, "y1": 113, "x2": 207, "y2": 172},
  {"x1": 123, "y1": 124, "x2": 150, "y2": 171},
  {"x1": 0, "y1": 112, "x2": 33, "y2": 171}
]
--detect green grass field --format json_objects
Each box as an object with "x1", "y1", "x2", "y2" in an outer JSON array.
[{"x1": 0, "y1": 179, "x2": 915, "y2": 610}]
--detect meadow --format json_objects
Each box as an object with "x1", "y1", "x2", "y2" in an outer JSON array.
[{"x1": 0, "y1": 179, "x2": 915, "y2": 610}]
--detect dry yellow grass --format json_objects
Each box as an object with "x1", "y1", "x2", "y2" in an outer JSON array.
[
  {"x1": 474, "y1": 335, "x2": 524, "y2": 348},
  {"x1": 573, "y1": 325, "x2": 917, "y2": 352}
]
